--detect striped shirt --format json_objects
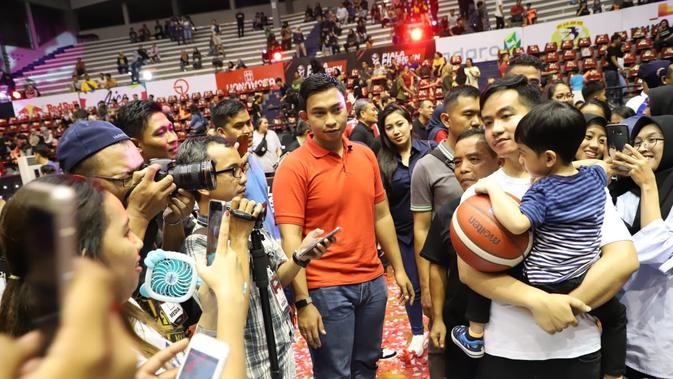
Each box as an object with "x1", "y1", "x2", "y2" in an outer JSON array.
[{"x1": 519, "y1": 165, "x2": 607, "y2": 284}]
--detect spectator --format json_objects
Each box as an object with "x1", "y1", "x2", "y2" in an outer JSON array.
[
  {"x1": 129, "y1": 56, "x2": 142, "y2": 83},
  {"x1": 510, "y1": 0, "x2": 525, "y2": 26},
  {"x1": 179, "y1": 50, "x2": 189, "y2": 72},
  {"x1": 626, "y1": 59, "x2": 669, "y2": 115},
  {"x1": 337, "y1": 3, "x2": 348, "y2": 25},
  {"x1": 70, "y1": 74, "x2": 80, "y2": 92},
  {"x1": 412, "y1": 100, "x2": 434, "y2": 140},
  {"x1": 281, "y1": 22, "x2": 292, "y2": 51},
  {"x1": 149, "y1": 43, "x2": 160, "y2": 63},
  {"x1": 273, "y1": 74, "x2": 414, "y2": 379},
  {"x1": 610, "y1": 105, "x2": 635, "y2": 123},
  {"x1": 251, "y1": 117, "x2": 283, "y2": 174},
  {"x1": 525, "y1": 3, "x2": 537, "y2": 25},
  {"x1": 154, "y1": 19, "x2": 164, "y2": 39},
  {"x1": 577, "y1": 0, "x2": 591, "y2": 15},
  {"x1": 192, "y1": 47, "x2": 203, "y2": 70},
  {"x1": 33, "y1": 144, "x2": 60, "y2": 173},
  {"x1": 80, "y1": 74, "x2": 98, "y2": 93},
  {"x1": 583, "y1": 80, "x2": 608, "y2": 103},
  {"x1": 188, "y1": 104, "x2": 206, "y2": 136},
  {"x1": 212, "y1": 51, "x2": 225, "y2": 71},
  {"x1": 654, "y1": 19, "x2": 673, "y2": 53},
  {"x1": 494, "y1": 0, "x2": 505, "y2": 29},
  {"x1": 580, "y1": 98, "x2": 613, "y2": 120},
  {"x1": 235, "y1": 12, "x2": 244, "y2": 38},
  {"x1": 260, "y1": 12, "x2": 269, "y2": 27},
  {"x1": 103, "y1": 73, "x2": 118, "y2": 89},
  {"x1": 451, "y1": 18, "x2": 466, "y2": 35},
  {"x1": 293, "y1": 26, "x2": 307, "y2": 57},
  {"x1": 592, "y1": 0, "x2": 603, "y2": 13},
  {"x1": 139, "y1": 24, "x2": 151, "y2": 42},
  {"x1": 283, "y1": 119, "x2": 310, "y2": 153},
  {"x1": 74, "y1": 58, "x2": 86, "y2": 78},
  {"x1": 505, "y1": 54, "x2": 543, "y2": 87},
  {"x1": 182, "y1": 17, "x2": 193, "y2": 44},
  {"x1": 210, "y1": 32, "x2": 223, "y2": 56},
  {"x1": 210, "y1": 18, "x2": 220, "y2": 35},
  {"x1": 175, "y1": 18, "x2": 185, "y2": 44},
  {"x1": 547, "y1": 81, "x2": 574, "y2": 105},
  {"x1": 117, "y1": 51, "x2": 129, "y2": 74},
  {"x1": 464, "y1": 58, "x2": 481, "y2": 89},
  {"x1": 604, "y1": 33, "x2": 624, "y2": 105},
  {"x1": 396, "y1": 65, "x2": 416, "y2": 103},
  {"x1": 305, "y1": 5, "x2": 314, "y2": 21},
  {"x1": 137, "y1": 45, "x2": 150, "y2": 63},
  {"x1": 350, "y1": 98, "x2": 381, "y2": 153},
  {"x1": 575, "y1": 114, "x2": 608, "y2": 160},
  {"x1": 314, "y1": 2, "x2": 323, "y2": 20},
  {"x1": 129, "y1": 26, "x2": 138, "y2": 43},
  {"x1": 253, "y1": 12, "x2": 262, "y2": 30},
  {"x1": 477, "y1": 1, "x2": 490, "y2": 31},
  {"x1": 344, "y1": 29, "x2": 360, "y2": 52}
]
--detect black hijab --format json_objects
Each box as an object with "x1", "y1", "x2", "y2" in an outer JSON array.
[
  {"x1": 614, "y1": 115, "x2": 673, "y2": 234},
  {"x1": 648, "y1": 85, "x2": 673, "y2": 116}
]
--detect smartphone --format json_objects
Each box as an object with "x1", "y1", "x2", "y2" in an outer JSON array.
[
  {"x1": 176, "y1": 334, "x2": 230, "y2": 379},
  {"x1": 296, "y1": 226, "x2": 341, "y2": 260},
  {"x1": 21, "y1": 182, "x2": 77, "y2": 327},
  {"x1": 606, "y1": 124, "x2": 630, "y2": 152},
  {"x1": 207, "y1": 200, "x2": 227, "y2": 260}
]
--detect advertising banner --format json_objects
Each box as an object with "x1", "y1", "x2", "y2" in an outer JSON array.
[
  {"x1": 522, "y1": 11, "x2": 616, "y2": 49},
  {"x1": 145, "y1": 73, "x2": 218, "y2": 98},
  {"x1": 354, "y1": 39, "x2": 436, "y2": 67},
  {"x1": 435, "y1": 27, "x2": 522, "y2": 63},
  {"x1": 215, "y1": 63, "x2": 285, "y2": 94},
  {"x1": 12, "y1": 92, "x2": 79, "y2": 117},
  {"x1": 77, "y1": 83, "x2": 148, "y2": 108},
  {"x1": 621, "y1": 1, "x2": 673, "y2": 30},
  {"x1": 284, "y1": 56, "x2": 349, "y2": 82}
]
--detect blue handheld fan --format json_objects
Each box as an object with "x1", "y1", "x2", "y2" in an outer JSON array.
[{"x1": 139, "y1": 249, "x2": 200, "y2": 303}]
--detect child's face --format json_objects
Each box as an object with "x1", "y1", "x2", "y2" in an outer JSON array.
[{"x1": 518, "y1": 144, "x2": 549, "y2": 178}]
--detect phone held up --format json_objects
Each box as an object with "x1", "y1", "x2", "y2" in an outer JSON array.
[
  {"x1": 606, "y1": 124, "x2": 630, "y2": 173},
  {"x1": 21, "y1": 182, "x2": 77, "y2": 332},
  {"x1": 176, "y1": 334, "x2": 230, "y2": 379}
]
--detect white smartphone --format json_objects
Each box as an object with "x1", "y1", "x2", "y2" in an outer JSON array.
[{"x1": 176, "y1": 334, "x2": 230, "y2": 379}]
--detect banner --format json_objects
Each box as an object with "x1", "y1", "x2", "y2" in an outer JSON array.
[
  {"x1": 145, "y1": 73, "x2": 218, "y2": 98},
  {"x1": 12, "y1": 92, "x2": 79, "y2": 117},
  {"x1": 215, "y1": 63, "x2": 285, "y2": 94},
  {"x1": 77, "y1": 84, "x2": 148, "y2": 108},
  {"x1": 435, "y1": 27, "x2": 522, "y2": 63},
  {"x1": 522, "y1": 11, "x2": 616, "y2": 49},
  {"x1": 621, "y1": 1, "x2": 673, "y2": 30},
  {"x1": 284, "y1": 56, "x2": 349, "y2": 82},
  {"x1": 355, "y1": 39, "x2": 436, "y2": 68}
]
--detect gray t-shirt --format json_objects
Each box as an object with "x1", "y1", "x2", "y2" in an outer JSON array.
[
  {"x1": 410, "y1": 142, "x2": 463, "y2": 213},
  {"x1": 252, "y1": 129, "x2": 283, "y2": 173}
]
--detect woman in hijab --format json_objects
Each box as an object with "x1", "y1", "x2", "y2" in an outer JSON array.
[
  {"x1": 646, "y1": 84, "x2": 673, "y2": 116},
  {"x1": 611, "y1": 115, "x2": 673, "y2": 379}
]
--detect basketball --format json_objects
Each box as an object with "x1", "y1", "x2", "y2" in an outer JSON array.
[{"x1": 450, "y1": 194, "x2": 533, "y2": 272}]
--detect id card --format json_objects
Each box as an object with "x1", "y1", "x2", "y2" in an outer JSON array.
[{"x1": 268, "y1": 267, "x2": 289, "y2": 314}]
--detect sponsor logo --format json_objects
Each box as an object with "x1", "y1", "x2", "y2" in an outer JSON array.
[
  {"x1": 468, "y1": 216, "x2": 501, "y2": 246},
  {"x1": 551, "y1": 21, "x2": 590, "y2": 46},
  {"x1": 504, "y1": 31, "x2": 522, "y2": 50},
  {"x1": 173, "y1": 79, "x2": 189, "y2": 96}
]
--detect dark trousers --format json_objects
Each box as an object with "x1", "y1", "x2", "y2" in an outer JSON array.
[
  {"x1": 476, "y1": 351, "x2": 602, "y2": 379},
  {"x1": 466, "y1": 268, "x2": 627, "y2": 377},
  {"x1": 604, "y1": 69, "x2": 623, "y2": 105},
  {"x1": 495, "y1": 16, "x2": 504, "y2": 29},
  {"x1": 237, "y1": 23, "x2": 244, "y2": 37},
  {"x1": 625, "y1": 366, "x2": 658, "y2": 379}
]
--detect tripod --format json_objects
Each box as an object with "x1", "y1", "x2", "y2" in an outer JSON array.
[{"x1": 250, "y1": 211, "x2": 281, "y2": 379}]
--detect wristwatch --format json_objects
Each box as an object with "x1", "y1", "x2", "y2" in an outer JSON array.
[
  {"x1": 295, "y1": 297, "x2": 313, "y2": 309},
  {"x1": 292, "y1": 250, "x2": 310, "y2": 268}
]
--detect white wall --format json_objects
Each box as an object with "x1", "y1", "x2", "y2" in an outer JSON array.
[{"x1": 78, "y1": 0, "x2": 342, "y2": 40}]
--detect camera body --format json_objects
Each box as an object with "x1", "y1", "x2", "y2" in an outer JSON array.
[{"x1": 150, "y1": 158, "x2": 217, "y2": 191}]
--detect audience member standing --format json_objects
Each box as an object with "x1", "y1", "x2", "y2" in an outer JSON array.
[
  {"x1": 510, "y1": 0, "x2": 524, "y2": 26},
  {"x1": 350, "y1": 98, "x2": 381, "y2": 153},
  {"x1": 236, "y1": 12, "x2": 245, "y2": 37},
  {"x1": 494, "y1": 0, "x2": 505, "y2": 29},
  {"x1": 605, "y1": 33, "x2": 625, "y2": 105},
  {"x1": 464, "y1": 58, "x2": 481, "y2": 89},
  {"x1": 251, "y1": 117, "x2": 283, "y2": 174},
  {"x1": 74, "y1": 58, "x2": 86, "y2": 79},
  {"x1": 294, "y1": 26, "x2": 307, "y2": 57},
  {"x1": 412, "y1": 100, "x2": 434, "y2": 140}
]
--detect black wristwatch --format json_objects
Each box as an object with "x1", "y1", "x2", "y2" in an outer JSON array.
[
  {"x1": 295, "y1": 297, "x2": 313, "y2": 309},
  {"x1": 292, "y1": 250, "x2": 310, "y2": 268}
]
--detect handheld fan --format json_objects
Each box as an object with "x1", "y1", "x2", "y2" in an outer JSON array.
[{"x1": 139, "y1": 249, "x2": 200, "y2": 303}]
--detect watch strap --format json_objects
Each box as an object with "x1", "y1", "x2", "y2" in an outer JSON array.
[{"x1": 295, "y1": 297, "x2": 313, "y2": 309}]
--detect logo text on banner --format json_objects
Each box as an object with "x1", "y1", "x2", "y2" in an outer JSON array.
[{"x1": 215, "y1": 63, "x2": 285, "y2": 94}]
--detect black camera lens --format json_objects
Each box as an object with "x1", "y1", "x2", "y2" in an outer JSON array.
[{"x1": 170, "y1": 160, "x2": 216, "y2": 191}]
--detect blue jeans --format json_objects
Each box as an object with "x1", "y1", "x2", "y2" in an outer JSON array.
[
  {"x1": 308, "y1": 275, "x2": 388, "y2": 379},
  {"x1": 399, "y1": 239, "x2": 424, "y2": 335},
  {"x1": 604, "y1": 69, "x2": 622, "y2": 105}
]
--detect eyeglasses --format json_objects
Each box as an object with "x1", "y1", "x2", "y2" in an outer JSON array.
[
  {"x1": 214, "y1": 165, "x2": 244, "y2": 179},
  {"x1": 94, "y1": 164, "x2": 147, "y2": 188},
  {"x1": 633, "y1": 137, "x2": 665, "y2": 150}
]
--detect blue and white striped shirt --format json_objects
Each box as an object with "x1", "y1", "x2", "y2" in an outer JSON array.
[{"x1": 519, "y1": 165, "x2": 607, "y2": 284}]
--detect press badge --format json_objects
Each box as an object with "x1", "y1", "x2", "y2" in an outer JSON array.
[
  {"x1": 160, "y1": 301, "x2": 184, "y2": 324},
  {"x1": 268, "y1": 267, "x2": 289, "y2": 313}
]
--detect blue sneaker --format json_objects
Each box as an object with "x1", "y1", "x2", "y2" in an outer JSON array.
[{"x1": 451, "y1": 325, "x2": 484, "y2": 358}]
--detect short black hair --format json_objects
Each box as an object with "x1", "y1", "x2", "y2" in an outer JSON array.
[
  {"x1": 580, "y1": 98, "x2": 612, "y2": 121},
  {"x1": 298, "y1": 73, "x2": 346, "y2": 112},
  {"x1": 294, "y1": 119, "x2": 310, "y2": 137},
  {"x1": 176, "y1": 135, "x2": 230, "y2": 201},
  {"x1": 443, "y1": 86, "x2": 480, "y2": 113},
  {"x1": 505, "y1": 54, "x2": 543, "y2": 75},
  {"x1": 33, "y1": 144, "x2": 52, "y2": 159},
  {"x1": 581, "y1": 80, "x2": 604, "y2": 101},
  {"x1": 514, "y1": 102, "x2": 585, "y2": 164},
  {"x1": 611, "y1": 33, "x2": 622, "y2": 43},
  {"x1": 480, "y1": 75, "x2": 543, "y2": 110},
  {"x1": 210, "y1": 99, "x2": 247, "y2": 129},
  {"x1": 546, "y1": 81, "x2": 571, "y2": 99},
  {"x1": 612, "y1": 105, "x2": 636, "y2": 120},
  {"x1": 456, "y1": 128, "x2": 497, "y2": 157},
  {"x1": 73, "y1": 108, "x2": 89, "y2": 120},
  {"x1": 115, "y1": 100, "x2": 163, "y2": 139}
]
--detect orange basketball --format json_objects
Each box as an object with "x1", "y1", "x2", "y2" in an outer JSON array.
[{"x1": 450, "y1": 194, "x2": 532, "y2": 272}]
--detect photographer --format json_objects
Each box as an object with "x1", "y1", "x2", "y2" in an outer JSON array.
[{"x1": 176, "y1": 135, "x2": 334, "y2": 378}]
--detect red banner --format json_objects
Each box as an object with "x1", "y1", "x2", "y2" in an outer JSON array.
[{"x1": 215, "y1": 63, "x2": 285, "y2": 94}]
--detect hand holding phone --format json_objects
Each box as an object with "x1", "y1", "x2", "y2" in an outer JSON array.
[
  {"x1": 176, "y1": 334, "x2": 229, "y2": 379},
  {"x1": 296, "y1": 227, "x2": 340, "y2": 261},
  {"x1": 606, "y1": 124, "x2": 631, "y2": 174}
]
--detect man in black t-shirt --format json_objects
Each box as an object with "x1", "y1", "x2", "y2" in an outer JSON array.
[
  {"x1": 236, "y1": 12, "x2": 245, "y2": 37},
  {"x1": 412, "y1": 100, "x2": 434, "y2": 140},
  {"x1": 605, "y1": 33, "x2": 624, "y2": 105},
  {"x1": 421, "y1": 129, "x2": 499, "y2": 379}
]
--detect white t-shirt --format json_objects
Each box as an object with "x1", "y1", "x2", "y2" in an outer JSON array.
[
  {"x1": 461, "y1": 168, "x2": 632, "y2": 360},
  {"x1": 252, "y1": 129, "x2": 283, "y2": 174},
  {"x1": 495, "y1": 0, "x2": 504, "y2": 17}
]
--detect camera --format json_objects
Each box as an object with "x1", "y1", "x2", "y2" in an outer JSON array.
[{"x1": 150, "y1": 158, "x2": 217, "y2": 191}]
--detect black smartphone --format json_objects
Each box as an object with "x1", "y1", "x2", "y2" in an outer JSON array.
[
  {"x1": 22, "y1": 182, "x2": 76, "y2": 329},
  {"x1": 207, "y1": 200, "x2": 227, "y2": 261},
  {"x1": 606, "y1": 124, "x2": 630, "y2": 152},
  {"x1": 296, "y1": 227, "x2": 341, "y2": 260}
]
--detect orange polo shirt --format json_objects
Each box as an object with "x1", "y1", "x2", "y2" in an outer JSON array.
[{"x1": 272, "y1": 134, "x2": 386, "y2": 289}]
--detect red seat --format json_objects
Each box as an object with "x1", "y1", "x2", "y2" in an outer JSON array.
[
  {"x1": 512, "y1": 47, "x2": 524, "y2": 57},
  {"x1": 663, "y1": 46, "x2": 673, "y2": 59},
  {"x1": 551, "y1": 73, "x2": 564, "y2": 82},
  {"x1": 580, "y1": 46, "x2": 594, "y2": 59},
  {"x1": 450, "y1": 54, "x2": 462, "y2": 65},
  {"x1": 564, "y1": 60, "x2": 578, "y2": 73},
  {"x1": 632, "y1": 27, "x2": 646, "y2": 41},
  {"x1": 545, "y1": 42, "x2": 558, "y2": 53},
  {"x1": 203, "y1": 90, "x2": 214, "y2": 99},
  {"x1": 191, "y1": 92, "x2": 201, "y2": 101},
  {"x1": 527, "y1": 45, "x2": 540, "y2": 56},
  {"x1": 585, "y1": 69, "x2": 603, "y2": 82},
  {"x1": 562, "y1": 50, "x2": 577, "y2": 61},
  {"x1": 167, "y1": 96, "x2": 178, "y2": 104},
  {"x1": 627, "y1": 66, "x2": 639, "y2": 78},
  {"x1": 546, "y1": 51, "x2": 560, "y2": 63},
  {"x1": 0, "y1": 120, "x2": 7, "y2": 128},
  {"x1": 598, "y1": 45, "x2": 608, "y2": 56},
  {"x1": 216, "y1": 89, "x2": 225, "y2": 97},
  {"x1": 547, "y1": 62, "x2": 560, "y2": 74},
  {"x1": 595, "y1": 34, "x2": 609, "y2": 45},
  {"x1": 640, "y1": 49, "x2": 656, "y2": 62},
  {"x1": 621, "y1": 41, "x2": 633, "y2": 53},
  {"x1": 578, "y1": 37, "x2": 591, "y2": 48},
  {"x1": 583, "y1": 57, "x2": 597, "y2": 70},
  {"x1": 350, "y1": 69, "x2": 359, "y2": 78},
  {"x1": 561, "y1": 40, "x2": 574, "y2": 51},
  {"x1": 636, "y1": 39, "x2": 653, "y2": 51},
  {"x1": 179, "y1": 95, "x2": 189, "y2": 103},
  {"x1": 498, "y1": 49, "x2": 509, "y2": 58},
  {"x1": 623, "y1": 52, "x2": 637, "y2": 66},
  {"x1": 617, "y1": 31, "x2": 628, "y2": 41},
  {"x1": 156, "y1": 97, "x2": 166, "y2": 104}
]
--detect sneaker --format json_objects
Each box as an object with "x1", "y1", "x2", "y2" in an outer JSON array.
[
  {"x1": 406, "y1": 334, "x2": 426, "y2": 357},
  {"x1": 450, "y1": 325, "x2": 484, "y2": 358},
  {"x1": 381, "y1": 348, "x2": 397, "y2": 359}
]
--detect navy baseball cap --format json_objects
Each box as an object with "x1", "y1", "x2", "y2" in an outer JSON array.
[
  {"x1": 637, "y1": 60, "x2": 670, "y2": 90},
  {"x1": 56, "y1": 120, "x2": 130, "y2": 173}
]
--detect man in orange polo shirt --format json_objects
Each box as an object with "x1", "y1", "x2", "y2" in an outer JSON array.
[{"x1": 273, "y1": 74, "x2": 414, "y2": 379}]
